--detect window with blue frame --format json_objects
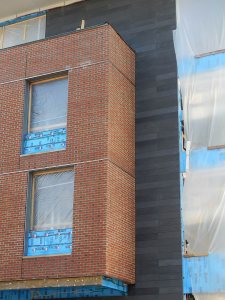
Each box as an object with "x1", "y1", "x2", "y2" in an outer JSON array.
[
  {"x1": 23, "y1": 75, "x2": 68, "y2": 154},
  {"x1": 25, "y1": 168, "x2": 74, "y2": 256}
]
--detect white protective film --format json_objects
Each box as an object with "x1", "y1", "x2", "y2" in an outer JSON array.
[
  {"x1": 33, "y1": 170, "x2": 74, "y2": 231},
  {"x1": 180, "y1": 67, "x2": 225, "y2": 149},
  {"x1": 2, "y1": 15, "x2": 46, "y2": 49},
  {"x1": 26, "y1": 16, "x2": 46, "y2": 42},
  {"x1": 194, "y1": 294, "x2": 225, "y2": 300},
  {"x1": 30, "y1": 77, "x2": 68, "y2": 132},
  {"x1": 176, "y1": 0, "x2": 225, "y2": 57},
  {"x1": 3, "y1": 21, "x2": 24, "y2": 48},
  {"x1": 174, "y1": 0, "x2": 225, "y2": 149},
  {"x1": 174, "y1": 0, "x2": 225, "y2": 258},
  {"x1": 183, "y1": 167, "x2": 225, "y2": 255}
]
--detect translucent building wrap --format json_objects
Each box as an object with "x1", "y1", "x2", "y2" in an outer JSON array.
[
  {"x1": 195, "y1": 296, "x2": 225, "y2": 300},
  {"x1": 0, "y1": 15, "x2": 46, "y2": 49},
  {"x1": 174, "y1": 0, "x2": 225, "y2": 298},
  {"x1": 174, "y1": 0, "x2": 225, "y2": 149}
]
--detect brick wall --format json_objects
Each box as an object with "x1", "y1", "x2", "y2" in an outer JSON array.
[
  {"x1": 106, "y1": 162, "x2": 135, "y2": 283},
  {"x1": 0, "y1": 25, "x2": 135, "y2": 284}
]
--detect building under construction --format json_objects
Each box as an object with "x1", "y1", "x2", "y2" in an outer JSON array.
[{"x1": 0, "y1": 0, "x2": 224, "y2": 299}]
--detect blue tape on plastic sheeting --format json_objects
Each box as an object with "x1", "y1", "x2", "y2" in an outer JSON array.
[
  {"x1": 195, "y1": 53, "x2": 225, "y2": 73},
  {"x1": 178, "y1": 52, "x2": 225, "y2": 77},
  {"x1": 23, "y1": 128, "x2": 66, "y2": 155},
  {"x1": 180, "y1": 151, "x2": 186, "y2": 173},
  {"x1": 189, "y1": 148, "x2": 225, "y2": 170},
  {"x1": 183, "y1": 254, "x2": 225, "y2": 294},
  {"x1": 26, "y1": 228, "x2": 72, "y2": 256},
  {"x1": 0, "y1": 11, "x2": 46, "y2": 28}
]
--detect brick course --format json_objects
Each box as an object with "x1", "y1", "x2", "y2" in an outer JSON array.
[{"x1": 0, "y1": 24, "x2": 135, "y2": 285}]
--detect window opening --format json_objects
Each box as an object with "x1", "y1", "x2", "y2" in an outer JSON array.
[
  {"x1": 0, "y1": 15, "x2": 46, "y2": 49},
  {"x1": 25, "y1": 168, "x2": 74, "y2": 256},
  {"x1": 29, "y1": 76, "x2": 68, "y2": 133},
  {"x1": 22, "y1": 75, "x2": 68, "y2": 155},
  {"x1": 31, "y1": 168, "x2": 74, "y2": 231}
]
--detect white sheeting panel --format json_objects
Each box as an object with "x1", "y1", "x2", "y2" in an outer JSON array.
[
  {"x1": 176, "y1": 0, "x2": 225, "y2": 57},
  {"x1": 174, "y1": 0, "x2": 225, "y2": 296},
  {"x1": 180, "y1": 68, "x2": 225, "y2": 149},
  {"x1": 174, "y1": 0, "x2": 225, "y2": 149},
  {"x1": 30, "y1": 77, "x2": 68, "y2": 132},
  {"x1": 194, "y1": 294, "x2": 225, "y2": 300},
  {"x1": 33, "y1": 170, "x2": 74, "y2": 231},
  {"x1": 183, "y1": 167, "x2": 225, "y2": 255},
  {"x1": 175, "y1": 0, "x2": 225, "y2": 256},
  {"x1": 1, "y1": 15, "x2": 46, "y2": 49}
]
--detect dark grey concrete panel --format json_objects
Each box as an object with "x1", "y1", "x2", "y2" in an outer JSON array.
[{"x1": 46, "y1": 0, "x2": 181, "y2": 299}]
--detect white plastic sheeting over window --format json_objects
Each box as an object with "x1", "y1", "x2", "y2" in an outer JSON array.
[
  {"x1": 175, "y1": 0, "x2": 225, "y2": 297},
  {"x1": 30, "y1": 77, "x2": 68, "y2": 132},
  {"x1": 183, "y1": 167, "x2": 225, "y2": 255},
  {"x1": 32, "y1": 170, "x2": 74, "y2": 231},
  {"x1": 0, "y1": 15, "x2": 46, "y2": 49},
  {"x1": 174, "y1": 0, "x2": 225, "y2": 255},
  {"x1": 180, "y1": 67, "x2": 225, "y2": 149},
  {"x1": 176, "y1": 0, "x2": 225, "y2": 58},
  {"x1": 195, "y1": 295, "x2": 225, "y2": 300},
  {"x1": 174, "y1": 0, "x2": 225, "y2": 298},
  {"x1": 174, "y1": 0, "x2": 225, "y2": 149}
]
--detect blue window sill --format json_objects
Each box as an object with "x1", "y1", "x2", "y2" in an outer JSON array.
[
  {"x1": 26, "y1": 228, "x2": 72, "y2": 256},
  {"x1": 22, "y1": 128, "x2": 66, "y2": 155}
]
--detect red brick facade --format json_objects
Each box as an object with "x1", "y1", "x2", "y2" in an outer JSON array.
[{"x1": 0, "y1": 25, "x2": 135, "y2": 284}]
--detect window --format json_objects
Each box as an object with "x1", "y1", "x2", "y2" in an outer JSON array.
[
  {"x1": 22, "y1": 75, "x2": 68, "y2": 155},
  {"x1": 0, "y1": 15, "x2": 46, "y2": 49},
  {"x1": 29, "y1": 76, "x2": 68, "y2": 133},
  {"x1": 25, "y1": 168, "x2": 74, "y2": 256},
  {"x1": 30, "y1": 169, "x2": 74, "y2": 231}
]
